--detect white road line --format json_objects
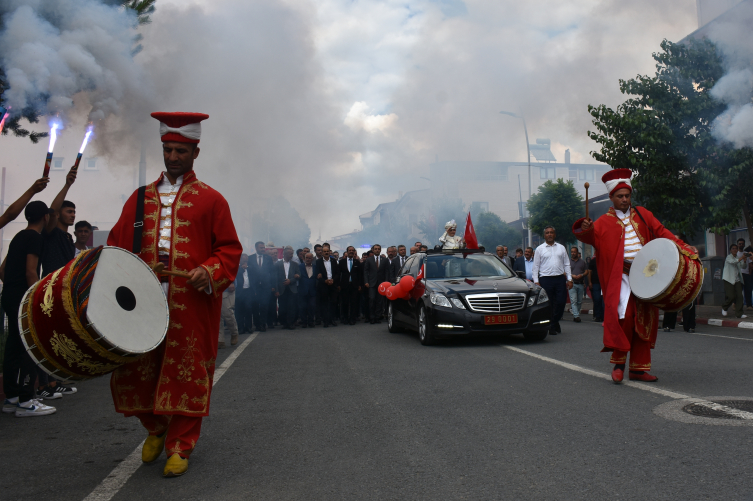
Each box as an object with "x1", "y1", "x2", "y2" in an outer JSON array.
[
  {"x1": 684, "y1": 331, "x2": 753, "y2": 342},
  {"x1": 504, "y1": 345, "x2": 753, "y2": 419},
  {"x1": 83, "y1": 333, "x2": 258, "y2": 501}
]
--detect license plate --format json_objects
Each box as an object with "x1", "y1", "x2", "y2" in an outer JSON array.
[{"x1": 484, "y1": 314, "x2": 518, "y2": 325}]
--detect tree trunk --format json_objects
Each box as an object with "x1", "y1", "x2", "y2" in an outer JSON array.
[{"x1": 743, "y1": 199, "x2": 753, "y2": 250}]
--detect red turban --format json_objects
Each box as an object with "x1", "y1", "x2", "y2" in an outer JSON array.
[
  {"x1": 602, "y1": 168, "x2": 633, "y2": 196},
  {"x1": 151, "y1": 112, "x2": 209, "y2": 144}
]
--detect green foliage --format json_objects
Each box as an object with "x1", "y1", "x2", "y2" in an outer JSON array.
[
  {"x1": 415, "y1": 198, "x2": 466, "y2": 245},
  {"x1": 474, "y1": 212, "x2": 523, "y2": 249},
  {"x1": 251, "y1": 198, "x2": 311, "y2": 250},
  {"x1": 588, "y1": 39, "x2": 753, "y2": 237},
  {"x1": 527, "y1": 179, "x2": 584, "y2": 245}
]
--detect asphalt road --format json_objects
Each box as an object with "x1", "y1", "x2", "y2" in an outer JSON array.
[{"x1": 3, "y1": 312, "x2": 753, "y2": 500}]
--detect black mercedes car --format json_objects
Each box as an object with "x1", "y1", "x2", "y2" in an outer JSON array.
[{"x1": 387, "y1": 249, "x2": 553, "y2": 345}]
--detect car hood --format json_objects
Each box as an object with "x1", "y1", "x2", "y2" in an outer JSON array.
[{"x1": 426, "y1": 276, "x2": 532, "y2": 296}]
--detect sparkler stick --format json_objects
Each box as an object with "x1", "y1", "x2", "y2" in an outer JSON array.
[
  {"x1": 43, "y1": 123, "x2": 59, "y2": 177},
  {"x1": 0, "y1": 106, "x2": 8, "y2": 135},
  {"x1": 73, "y1": 125, "x2": 94, "y2": 171}
]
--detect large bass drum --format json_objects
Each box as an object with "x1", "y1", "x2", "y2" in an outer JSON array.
[
  {"x1": 19, "y1": 246, "x2": 169, "y2": 382},
  {"x1": 629, "y1": 238, "x2": 703, "y2": 312}
]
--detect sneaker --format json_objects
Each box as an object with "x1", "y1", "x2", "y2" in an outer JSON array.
[
  {"x1": 3, "y1": 397, "x2": 19, "y2": 414},
  {"x1": 54, "y1": 385, "x2": 77, "y2": 395},
  {"x1": 36, "y1": 388, "x2": 63, "y2": 400},
  {"x1": 15, "y1": 399, "x2": 56, "y2": 417},
  {"x1": 722, "y1": 309, "x2": 728, "y2": 317},
  {"x1": 573, "y1": 317, "x2": 581, "y2": 323},
  {"x1": 742, "y1": 315, "x2": 748, "y2": 319}
]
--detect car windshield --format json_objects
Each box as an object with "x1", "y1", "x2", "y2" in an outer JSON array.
[{"x1": 425, "y1": 253, "x2": 513, "y2": 279}]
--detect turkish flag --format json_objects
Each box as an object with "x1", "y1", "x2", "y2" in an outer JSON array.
[{"x1": 464, "y1": 212, "x2": 478, "y2": 249}]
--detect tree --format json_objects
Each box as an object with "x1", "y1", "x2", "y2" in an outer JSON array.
[
  {"x1": 588, "y1": 39, "x2": 753, "y2": 238},
  {"x1": 251, "y1": 198, "x2": 311, "y2": 250},
  {"x1": 527, "y1": 179, "x2": 584, "y2": 245},
  {"x1": 473, "y1": 212, "x2": 523, "y2": 249},
  {"x1": 416, "y1": 198, "x2": 466, "y2": 245},
  {"x1": 0, "y1": 0, "x2": 157, "y2": 142}
]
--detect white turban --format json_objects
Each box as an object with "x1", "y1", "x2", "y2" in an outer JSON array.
[
  {"x1": 159, "y1": 121, "x2": 202, "y2": 141},
  {"x1": 445, "y1": 219, "x2": 457, "y2": 230},
  {"x1": 604, "y1": 177, "x2": 632, "y2": 196}
]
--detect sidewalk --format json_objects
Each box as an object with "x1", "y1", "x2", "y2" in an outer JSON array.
[{"x1": 570, "y1": 298, "x2": 753, "y2": 330}]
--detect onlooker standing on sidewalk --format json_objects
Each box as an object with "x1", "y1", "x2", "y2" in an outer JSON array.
[
  {"x1": 532, "y1": 227, "x2": 572, "y2": 335},
  {"x1": 737, "y1": 238, "x2": 753, "y2": 309},
  {"x1": 722, "y1": 243, "x2": 748, "y2": 319},
  {"x1": 568, "y1": 246, "x2": 587, "y2": 323},
  {"x1": 1, "y1": 201, "x2": 57, "y2": 417},
  {"x1": 588, "y1": 252, "x2": 603, "y2": 322},
  {"x1": 73, "y1": 220, "x2": 92, "y2": 257}
]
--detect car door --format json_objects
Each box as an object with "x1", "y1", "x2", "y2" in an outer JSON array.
[
  {"x1": 403, "y1": 255, "x2": 424, "y2": 325},
  {"x1": 393, "y1": 255, "x2": 417, "y2": 325}
]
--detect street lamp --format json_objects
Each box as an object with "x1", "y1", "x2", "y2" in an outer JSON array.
[{"x1": 500, "y1": 111, "x2": 532, "y2": 248}]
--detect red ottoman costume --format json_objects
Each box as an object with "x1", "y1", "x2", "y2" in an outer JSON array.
[
  {"x1": 107, "y1": 112, "x2": 242, "y2": 463},
  {"x1": 572, "y1": 169, "x2": 693, "y2": 377}
]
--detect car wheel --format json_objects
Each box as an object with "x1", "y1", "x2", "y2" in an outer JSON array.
[
  {"x1": 417, "y1": 306, "x2": 435, "y2": 345},
  {"x1": 523, "y1": 330, "x2": 548, "y2": 342},
  {"x1": 388, "y1": 303, "x2": 403, "y2": 333}
]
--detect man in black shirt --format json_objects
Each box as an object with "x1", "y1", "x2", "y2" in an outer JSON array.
[
  {"x1": 1, "y1": 201, "x2": 57, "y2": 417},
  {"x1": 588, "y1": 253, "x2": 603, "y2": 322}
]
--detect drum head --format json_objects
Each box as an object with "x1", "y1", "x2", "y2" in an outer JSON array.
[
  {"x1": 629, "y1": 238, "x2": 680, "y2": 300},
  {"x1": 86, "y1": 247, "x2": 169, "y2": 353}
]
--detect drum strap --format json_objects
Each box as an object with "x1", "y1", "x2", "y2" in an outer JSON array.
[
  {"x1": 633, "y1": 206, "x2": 654, "y2": 241},
  {"x1": 132, "y1": 185, "x2": 146, "y2": 254}
]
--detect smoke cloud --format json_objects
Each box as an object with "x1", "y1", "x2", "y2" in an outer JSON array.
[
  {"x1": 708, "y1": 2, "x2": 753, "y2": 149},
  {"x1": 0, "y1": 0, "x2": 149, "y2": 123}
]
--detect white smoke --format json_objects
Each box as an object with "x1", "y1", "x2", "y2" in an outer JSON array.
[
  {"x1": 0, "y1": 0, "x2": 149, "y2": 123},
  {"x1": 708, "y1": 2, "x2": 753, "y2": 148}
]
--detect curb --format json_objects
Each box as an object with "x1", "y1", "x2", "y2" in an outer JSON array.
[{"x1": 576, "y1": 308, "x2": 753, "y2": 330}]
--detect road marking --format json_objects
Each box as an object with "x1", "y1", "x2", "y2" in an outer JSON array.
[
  {"x1": 83, "y1": 333, "x2": 258, "y2": 501},
  {"x1": 504, "y1": 345, "x2": 753, "y2": 420},
  {"x1": 684, "y1": 331, "x2": 753, "y2": 342}
]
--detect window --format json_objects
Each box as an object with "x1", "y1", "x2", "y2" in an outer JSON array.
[
  {"x1": 540, "y1": 166, "x2": 555, "y2": 179},
  {"x1": 85, "y1": 157, "x2": 98, "y2": 171},
  {"x1": 409, "y1": 256, "x2": 423, "y2": 277},
  {"x1": 52, "y1": 157, "x2": 65, "y2": 170},
  {"x1": 400, "y1": 255, "x2": 417, "y2": 277},
  {"x1": 579, "y1": 169, "x2": 594, "y2": 180},
  {"x1": 569, "y1": 168, "x2": 577, "y2": 181}
]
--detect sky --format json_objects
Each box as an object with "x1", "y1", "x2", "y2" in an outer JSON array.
[{"x1": 2, "y1": 0, "x2": 700, "y2": 243}]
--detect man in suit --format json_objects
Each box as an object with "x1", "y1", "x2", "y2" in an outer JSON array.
[
  {"x1": 339, "y1": 246, "x2": 363, "y2": 325},
  {"x1": 298, "y1": 252, "x2": 318, "y2": 328},
  {"x1": 249, "y1": 240, "x2": 275, "y2": 332},
  {"x1": 361, "y1": 250, "x2": 372, "y2": 321},
  {"x1": 234, "y1": 253, "x2": 254, "y2": 333},
  {"x1": 513, "y1": 246, "x2": 535, "y2": 281},
  {"x1": 390, "y1": 244, "x2": 408, "y2": 282},
  {"x1": 363, "y1": 244, "x2": 390, "y2": 324},
  {"x1": 316, "y1": 243, "x2": 340, "y2": 327},
  {"x1": 275, "y1": 246, "x2": 299, "y2": 330},
  {"x1": 496, "y1": 245, "x2": 513, "y2": 269}
]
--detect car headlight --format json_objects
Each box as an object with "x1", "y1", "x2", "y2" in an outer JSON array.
[
  {"x1": 537, "y1": 288, "x2": 549, "y2": 304},
  {"x1": 527, "y1": 295, "x2": 536, "y2": 307},
  {"x1": 430, "y1": 293, "x2": 453, "y2": 308},
  {"x1": 451, "y1": 298, "x2": 466, "y2": 309}
]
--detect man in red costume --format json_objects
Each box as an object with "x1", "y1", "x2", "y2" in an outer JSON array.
[
  {"x1": 107, "y1": 112, "x2": 242, "y2": 477},
  {"x1": 572, "y1": 169, "x2": 695, "y2": 384}
]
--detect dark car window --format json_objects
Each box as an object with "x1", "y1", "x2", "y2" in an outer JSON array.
[
  {"x1": 399, "y1": 255, "x2": 417, "y2": 277},
  {"x1": 425, "y1": 253, "x2": 513, "y2": 279}
]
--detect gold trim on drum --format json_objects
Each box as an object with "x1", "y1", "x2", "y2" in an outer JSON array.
[{"x1": 60, "y1": 250, "x2": 133, "y2": 365}]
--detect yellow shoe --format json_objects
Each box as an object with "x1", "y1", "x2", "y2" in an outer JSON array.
[
  {"x1": 141, "y1": 434, "x2": 166, "y2": 463},
  {"x1": 163, "y1": 454, "x2": 189, "y2": 477}
]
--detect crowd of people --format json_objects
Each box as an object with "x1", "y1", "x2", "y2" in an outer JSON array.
[{"x1": 1, "y1": 170, "x2": 94, "y2": 417}]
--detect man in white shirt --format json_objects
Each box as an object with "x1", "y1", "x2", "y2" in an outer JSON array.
[
  {"x1": 275, "y1": 246, "x2": 300, "y2": 330},
  {"x1": 532, "y1": 226, "x2": 573, "y2": 335}
]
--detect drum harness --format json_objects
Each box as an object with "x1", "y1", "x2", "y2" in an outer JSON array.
[{"x1": 623, "y1": 207, "x2": 654, "y2": 275}]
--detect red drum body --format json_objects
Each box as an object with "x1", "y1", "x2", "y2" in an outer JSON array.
[
  {"x1": 629, "y1": 238, "x2": 703, "y2": 312},
  {"x1": 19, "y1": 246, "x2": 169, "y2": 382}
]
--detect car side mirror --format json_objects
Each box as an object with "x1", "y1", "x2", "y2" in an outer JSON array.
[{"x1": 516, "y1": 271, "x2": 526, "y2": 279}]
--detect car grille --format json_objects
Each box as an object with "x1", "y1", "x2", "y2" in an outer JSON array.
[{"x1": 464, "y1": 293, "x2": 527, "y2": 313}]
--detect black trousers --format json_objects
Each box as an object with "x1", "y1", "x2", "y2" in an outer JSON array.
[
  {"x1": 368, "y1": 286, "x2": 384, "y2": 322},
  {"x1": 235, "y1": 288, "x2": 254, "y2": 332},
  {"x1": 591, "y1": 283, "x2": 604, "y2": 320},
  {"x1": 278, "y1": 287, "x2": 297, "y2": 328},
  {"x1": 318, "y1": 285, "x2": 338, "y2": 326},
  {"x1": 298, "y1": 293, "x2": 316, "y2": 326},
  {"x1": 682, "y1": 302, "x2": 696, "y2": 331},
  {"x1": 2, "y1": 300, "x2": 36, "y2": 402},
  {"x1": 539, "y1": 275, "x2": 567, "y2": 325},
  {"x1": 268, "y1": 292, "x2": 278, "y2": 326},
  {"x1": 250, "y1": 287, "x2": 268, "y2": 330},
  {"x1": 662, "y1": 311, "x2": 678, "y2": 329},
  {"x1": 341, "y1": 283, "x2": 360, "y2": 324}
]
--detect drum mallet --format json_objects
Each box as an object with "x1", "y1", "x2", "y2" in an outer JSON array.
[
  {"x1": 584, "y1": 182, "x2": 590, "y2": 220},
  {"x1": 152, "y1": 262, "x2": 192, "y2": 279}
]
